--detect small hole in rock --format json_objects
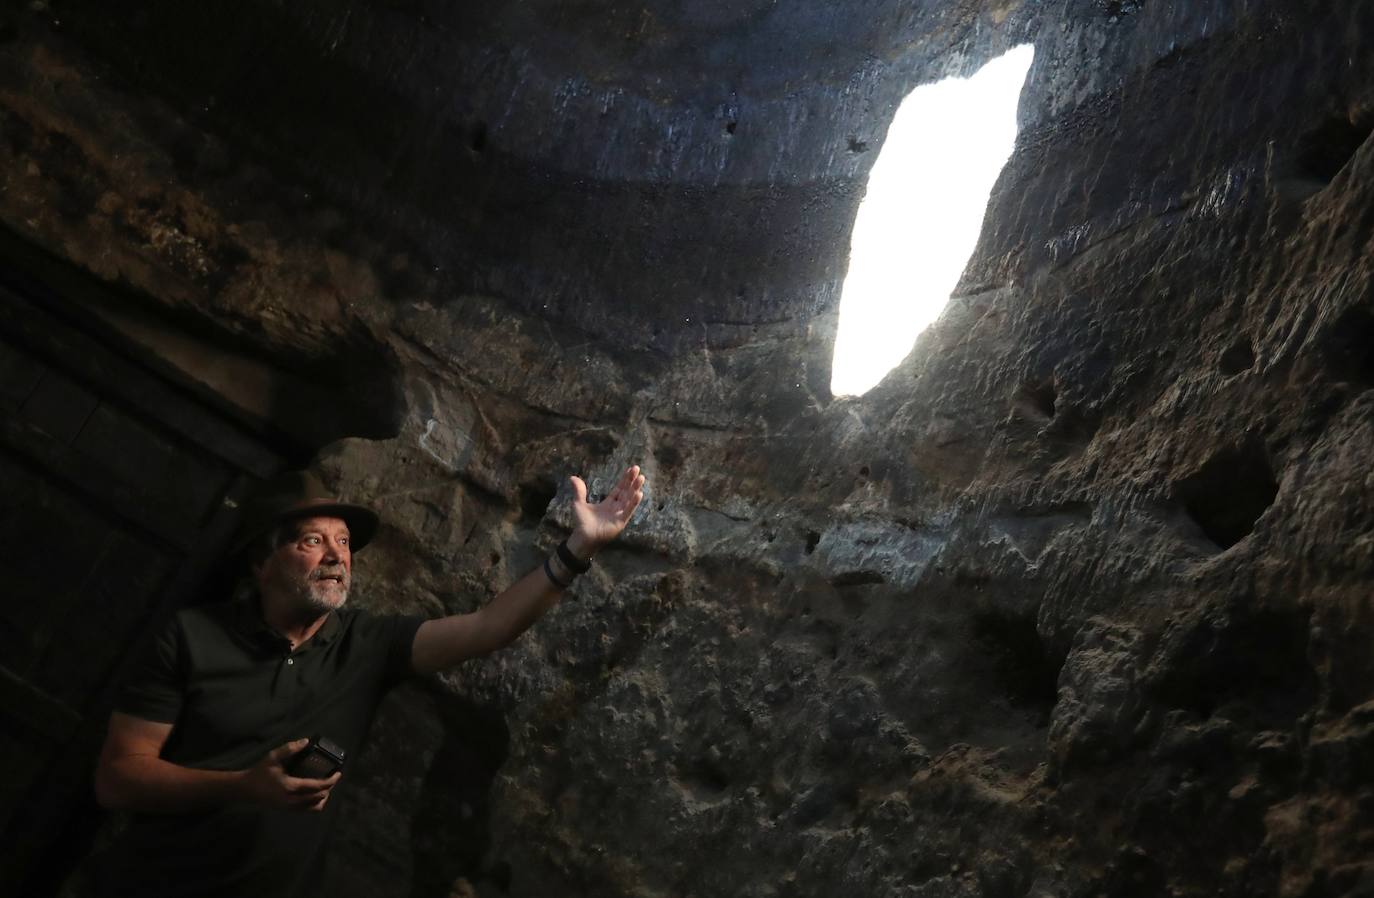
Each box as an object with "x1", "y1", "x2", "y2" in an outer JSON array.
[
  {"x1": 858, "y1": 465, "x2": 870, "y2": 477},
  {"x1": 972, "y1": 609, "x2": 1064, "y2": 717},
  {"x1": 804, "y1": 531, "x2": 821, "y2": 555},
  {"x1": 685, "y1": 756, "x2": 731, "y2": 796},
  {"x1": 724, "y1": 120, "x2": 737, "y2": 135},
  {"x1": 1296, "y1": 115, "x2": 1374, "y2": 184},
  {"x1": 847, "y1": 137, "x2": 869, "y2": 153},
  {"x1": 1219, "y1": 339, "x2": 1256, "y2": 376},
  {"x1": 1174, "y1": 443, "x2": 1279, "y2": 551},
  {"x1": 517, "y1": 479, "x2": 557, "y2": 522},
  {"x1": 1324, "y1": 304, "x2": 1374, "y2": 388},
  {"x1": 1017, "y1": 381, "x2": 1058, "y2": 419}
]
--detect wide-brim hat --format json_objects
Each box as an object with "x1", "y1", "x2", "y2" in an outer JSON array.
[{"x1": 231, "y1": 470, "x2": 380, "y2": 556}]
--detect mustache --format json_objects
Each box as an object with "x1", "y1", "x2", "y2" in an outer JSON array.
[{"x1": 310, "y1": 566, "x2": 350, "y2": 582}]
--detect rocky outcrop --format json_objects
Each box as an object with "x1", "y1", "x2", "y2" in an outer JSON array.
[{"x1": 3, "y1": 1, "x2": 1373, "y2": 896}]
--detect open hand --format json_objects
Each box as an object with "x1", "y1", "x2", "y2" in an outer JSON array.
[{"x1": 567, "y1": 465, "x2": 646, "y2": 558}]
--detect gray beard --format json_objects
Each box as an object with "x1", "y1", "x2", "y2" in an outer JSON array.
[{"x1": 294, "y1": 568, "x2": 352, "y2": 615}]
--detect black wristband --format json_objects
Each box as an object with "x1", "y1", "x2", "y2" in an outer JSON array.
[
  {"x1": 543, "y1": 558, "x2": 572, "y2": 589},
  {"x1": 556, "y1": 540, "x2": 592, "y2": 574}
]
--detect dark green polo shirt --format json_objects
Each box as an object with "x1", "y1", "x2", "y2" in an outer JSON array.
[{"x1": 104, "y1": 598, "x2": 424, "y2": 898}]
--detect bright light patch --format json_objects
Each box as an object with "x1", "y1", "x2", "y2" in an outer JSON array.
[{"x1": 830, "y1": 45, "x2": 1035, "y2": 397}]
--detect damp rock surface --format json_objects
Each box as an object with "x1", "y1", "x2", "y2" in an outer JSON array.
[{"x1": 2, "y1": 2, "x2": 1373, "y2": 897}]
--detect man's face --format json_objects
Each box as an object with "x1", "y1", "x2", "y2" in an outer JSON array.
[{"x1": 255, "y1": 515, "x2": 353, "y2": 616}]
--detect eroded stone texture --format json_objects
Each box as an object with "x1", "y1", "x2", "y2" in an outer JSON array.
[{"x1": 3, "y1": 1, "x2": 1373, "y2": 896}]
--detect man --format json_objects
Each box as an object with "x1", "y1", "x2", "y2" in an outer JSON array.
[{"x1": 93, "y1": 464, "x2": 645, "y2": 897}]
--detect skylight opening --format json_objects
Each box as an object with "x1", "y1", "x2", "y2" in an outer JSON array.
[{"x1": 830, "y1": 44, "x2": 1035, "y2": 397}]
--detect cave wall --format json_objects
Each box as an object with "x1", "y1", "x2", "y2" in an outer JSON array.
[{"x1": 2, "y1": 1, "x2": 1373, "y2": 896}]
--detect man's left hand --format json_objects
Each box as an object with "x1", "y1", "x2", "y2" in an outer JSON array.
[{"x1": 566, "y1": 464, "x2": 646, "y2": 559}]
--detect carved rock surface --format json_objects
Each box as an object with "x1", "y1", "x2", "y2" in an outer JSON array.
[{"x1": 3, "y1": 2, "x2": 1373, "y2": 897}]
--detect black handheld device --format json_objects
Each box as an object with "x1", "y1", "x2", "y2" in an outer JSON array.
[{"x1": 285, "y1": 735, "x2": 346, "y2": 779}]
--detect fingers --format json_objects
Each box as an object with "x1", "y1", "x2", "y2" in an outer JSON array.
[
  {"x1": 285, "y1": 770, "x2": 340, "y2": 809},
  {"x1": 623, "y1": 476, "x2": 646, "y2": 517},
  {"x1": 293, "y1": 787, "x2": 332, "y2": 809},
  {"x1": 612, "y1": 466, "x2": 632, "y2": 502},
  {"x1": 271, "y1": 739, "x2": 309, "y2": 763},
  {"x1": 284, "y1": 770, "x2": 341, "y2": 793},
  {"x1": 605, "y1": 466, "x2": 643, "y2": 506},
  {"x1": 573, "y1": 465, "x2": 647, "y2": 511},
  {"x1": 619, "y1": 468, "x2": 645, "y2": 511},
  {"x1": 246, "y1": 742, "x2": 343, "y2": 811},
  {"x1": 293, "y1": 784, "x2": 332, "y2": 801}
]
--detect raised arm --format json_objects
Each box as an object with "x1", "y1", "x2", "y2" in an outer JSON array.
[
  {"x1": 95, "y1": 712, "x2": 340, "y2": 814},
  {"x1": 411, "y1": 464, "x2": 646, "y2": 675}
]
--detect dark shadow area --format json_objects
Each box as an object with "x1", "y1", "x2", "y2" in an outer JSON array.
[
  {"x1": 517, "y1": 477, "x2": 559, "y2": 523},
  {"x1": 1294, "y1": 114, "x2": 1374, "y2": 184},
  {"x1": 1148, "y1": 608, "x2": 1317, "y2": 727},
  {"x1": 1323, "y1": 302, "x2": 1374, "y2": 390},
  {"x1": 789, "y1": 779, "x2": 858, "y2": 828},
  {"x1": 1096, "y1": 846, "x2": 1166, "y2": 898},
  {"x1": 831, "y1": 569, "x2": 887, "y2": 588},
  {"x1": 408, "y1": 693, "x2": 511, "y2": 898},
  {"x1": 1045, "y1": 405, "x2": 1101, "y2": 447},
  {"x1": 1317, "y1": 602, "x2": 1374, "y2": 717},
  {"x1": 0, "y1": 227, "x2": 407, "y2": 462},
  {"x1": 1218, "y1": 338, "x2": 1255, "y2": 376},
  {"x1": 972, "y1": 608, "x2": 1065, "y2": 722},
  {"x1": 1015, "y1": 379, "x2": 1058, "y2": 420},
  {"x1": 682, "y1": 754, "x2": 733, "y2": 799},
  {"x1": 0, "y1": 256, "x2": 286, "y2": 895},
  {"x1": 1173, "y1": 443, "x2": 1278, "y2": 551},
  {"x1": 0, "y1": 229, "x2": 415, "y2": 895}
]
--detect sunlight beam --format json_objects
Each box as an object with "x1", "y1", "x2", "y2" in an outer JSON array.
[{"x1": 830, "y1": 44, "x2": 1035, "y2": 397}]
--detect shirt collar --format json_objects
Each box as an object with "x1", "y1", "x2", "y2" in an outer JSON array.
[
  {"x1": 233, "y1": 594, "x2": 343, "y2": 653},
  {"x1": 311, "y1": 609, "x2": 343, "y2": 648}
]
